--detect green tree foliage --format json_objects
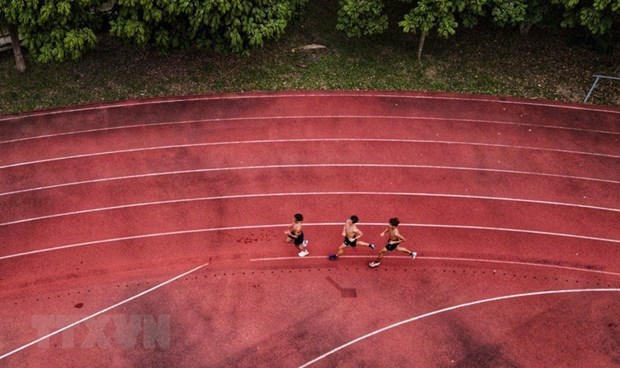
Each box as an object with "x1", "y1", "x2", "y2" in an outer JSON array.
[
  {"x1": 519, "y1": 0, "x2": 551, "y2": 34},
  {"x1": 399, "y1": 0, "x2": 527, "y2": 40},
  {"x1": 0, "y1": 0, "x2": 100, "y2": 63},
  {"x1": 3, "y1": 0, "x2": 618, "y2": 66},
  {"x1": 489, "y1": 0, "x2": 527, "y2": 27},
  {"x1": 336, "y1": 0, "x2": 388, "y2": 37},
  {"x1": 397, "y1": 0, "x2": 481, "y2": 59},
  {"x1": 399, "y1": 0, "x2": 462, "y2": 38},
  {"x1": 336, "y1": 0, "x2": 618, "y2": 59},
  {"x1": 552, "y1": 0, "x2": 620, "y2": 35},
  {"x1": 110, "y1": 0, "x2": 307, "y2": 55},
  {"x1": 334, "y1": 0, "x2": 531, "y2": 59},
  {"x1": 0, "y1": 0, "x2": 306, "y2": 65}
]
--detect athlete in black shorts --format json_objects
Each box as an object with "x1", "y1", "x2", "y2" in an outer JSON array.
[
  {"x1": 369, "y1": 217, "x2": 416, "y2": 267},
  {"x1": 328, "y1": 215, "x2": 375, "y2": 260},
  {"x1": 284, "y1": 213, "x2": 309, "y2": 257}
]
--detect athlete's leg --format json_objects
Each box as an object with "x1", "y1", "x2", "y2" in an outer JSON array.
[
  {"x1": 335, "y1": 243, "x2": 347, "y2": 257},
  {"x1": 369, "y1": 247, "x2": 387, "y2": 267},
  {"x1": 396, "y1": 246, "x2": 417, "y2": 258},
  {"x1": 357, "y1": 240, "x2": 375, "y2": 250},
  {"x1": 375, "y1": 248, "x2": 387, "y2": 262}
]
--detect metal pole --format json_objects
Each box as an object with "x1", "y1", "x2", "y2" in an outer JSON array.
[{"x1": 584, "y1": 75, "x2": 601, "y2": 103}]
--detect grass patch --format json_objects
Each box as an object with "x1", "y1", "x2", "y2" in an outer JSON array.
[{"x1": 1, "y1": 0, "x2": 618, "y2": 115}]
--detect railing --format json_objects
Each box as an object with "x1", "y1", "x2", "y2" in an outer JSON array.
[{"x1": 584, "y1": 74, "x2": 620, "y2": 103}]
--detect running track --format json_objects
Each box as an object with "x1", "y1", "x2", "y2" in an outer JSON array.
[{"x1": 0, "y1": 91, "x2": 619, "y2": 367}]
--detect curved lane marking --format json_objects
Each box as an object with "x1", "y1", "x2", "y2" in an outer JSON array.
[
  {"x1": 1, "y1": 115, "x2": 618, "y2": 145},
  {"x1": 1, "y1": 164, "x2": 618, "y2": 197},
  {"x1": 297, "y1": 288, "x2": 620, "y2": 367},
  {"x1": 1, "y1": 191, "x2": 619, "y2": 227},
  {"x1": 1, "y1": 92, "x2": 618, "y2": 123},
  {"x1": 249, "y1": 255, "x2": 620, "y2": 278},
  {"x1": 2, "y1": 137, "x2": 619, "y2": 168},
  {"x1": 0, "y1": 261, "x2": 210, "y2": 361},
  {"x1": 1, "y1": 222, "x2": 619, "y2": 261}
]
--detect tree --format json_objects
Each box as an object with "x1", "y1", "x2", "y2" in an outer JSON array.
[
  {"x1": 0, "y1": 0, "x2": 101, "y2": 63},
  {"x1": 552, "y1": 0, "x2": 620, "y2": 35},
  {"x1": 518, "y1": 0, "x2": 551, "y2": 34},
  {"x1": 399, "y1": 0, "x2": 461, "y2": 60},
  {"x1": 488, "y1": 0, "x2": 527, "y2": 27},
  {"x1": 110, "y1": 0, "x2": 308, "y2": 55},
  {"x1": 336, "y1": 0, "x2": 388, "y2": 37},
  {"x1": 0, "y1": 11, "x2": 26, "y2": 72},
  {"x1": 335, "y1": 0, "x2": 618, "y2": 61},
  {"x1": 7, "y1": 24, "x2": 25, "y2": 72},
  {"x1": 399, "y1": 0, "x2": 529, "y2": 60}
]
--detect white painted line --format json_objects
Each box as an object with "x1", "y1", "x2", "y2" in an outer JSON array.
[
  {"x1": 2, "y1": 137, "x2": 618, "y2": 169},
  {"x1": 1, "y1": 92, "x2": 618, "y2": 123},
  {"x1": 416, "y1": 223, "x2": 620, "y2": 243},
  {"x1": 1, "y1": 163, "x2": 618, "y2": 197},
  {"x1": 1, "y1": 222, "x2": 619, "y2": 262},
  {"x1": 421, "y1": 256, "x2": 620, "y2": 277},
  {"x1": 298, "y1": 288, "x2": 620, "y2": 367},
  {"x1": 249, "y1": 255, "x2": 620, "y2": 277},
  {"x1": 1, "y1": 115, "x2": 618, "y2": 145},
  {"x1": 2, "y1": 191, "x2": 619, "y2": 227},
  {"x1": 0, "y1": 261, "x2": 209, "y2": 361},
  {"x1": 0, "y1": 224, "x2": 288, "y2": 261}
]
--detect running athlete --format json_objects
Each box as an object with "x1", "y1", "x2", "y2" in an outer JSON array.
[
  {"x1": 329, "y1": 215, "x2": 374, "y2": 260},
  {"x1": 284, "y1": 213, "x2": 309, "y2": 257},
  {"x1": 369, "y1": 217, "x2": 416, "y2": 268}
]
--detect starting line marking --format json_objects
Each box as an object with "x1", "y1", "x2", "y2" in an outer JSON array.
[{"x1": 298, "y1": 288, "x2": 620, "y2": 367}]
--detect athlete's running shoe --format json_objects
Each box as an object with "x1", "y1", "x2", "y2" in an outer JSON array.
[
  {"x1": 298, "y1": 249, "x2": 309, "y2": 257},
  {"x1": 328, "y1": 254, "x2": 337, "y2": 260},
  {"x1": 369, "y1": 243, "x2": 375, "y2": 250},
  {"x1": 411, "y1": 252, "x2": 417, "y2": 259},
  {"x1": 302, "y1": 240, "x2": 309, "y2": 247},
  {"x1": 369, "y1": 261, "x2": 380, "y2": 268}
]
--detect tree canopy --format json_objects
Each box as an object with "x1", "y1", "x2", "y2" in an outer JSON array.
[
  {"x1": 110, "y1": 0, "x2": 307, "y2": 55},
  {"x1": 336, "y1": 0, "x2": 620, "y2": 59},
  {"x1": 0, "y1": 0, "x2": 99, "y2": 63},
  {"x1": 0, "y1": 0, "x2": 307, "y2": 67},
  {"x1": 0, "y1": 0, "x2": 618, "y2": 68}
]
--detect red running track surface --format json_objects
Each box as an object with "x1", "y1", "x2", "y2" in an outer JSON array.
[{"x1": 0, "y1": 91, "x2": 619, "y2": 367}]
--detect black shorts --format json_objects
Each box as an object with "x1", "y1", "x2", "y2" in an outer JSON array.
[
  {"x1": 343, "y1": 237, "x2": 357, "y2": 247},
  {"x1": 386, "y1": 242, "x2": 398, "y2": 251},
  {"x1": 293, "y1": 232, "x2": 304, "y2": 246}
]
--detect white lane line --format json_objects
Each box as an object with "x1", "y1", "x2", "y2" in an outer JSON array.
[
  {"x1": 297, "y1": 288, "x2": 620, "y2": 367},
  {"x1": 2, "y1": 191, "x2": 619, "y2": 227},
  {"x1": 0, "y1": 224, "x2": 288, "y2": 261},
  {"x1": 1, "y1": 223, "x2": 619, "y2": 262},
  {"x1": 2, "y1": 137, "x2": 618, "y2": 169},
  {"x1": 418, "y1": 223, "x2": 620, "y2": 243},
  {"x1": 249, "y1": 255, "x2": 620, "y2": 278},
  {"x1": 1, "y1": 115, "x2": 618, "y2": 145},
  {"x1": 1, "y1": 92, "x2": 618, "y2": 122},
  {"x1": 1, "y1": 164, "x2": 618, "y2": 197},
  {"x1": 0, "y1": 261, "x2": 209, "y2": 361}
]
